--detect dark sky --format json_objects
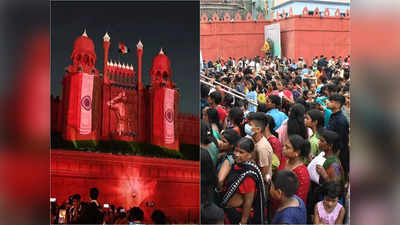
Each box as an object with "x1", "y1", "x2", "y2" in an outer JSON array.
[{"x1": 51, "y1": 1, "x2": 200, "y2": 115}]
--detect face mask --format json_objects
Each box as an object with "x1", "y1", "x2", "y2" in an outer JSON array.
[{"x1": 244, "y1": 123, "x2": 254, "y2": 136}]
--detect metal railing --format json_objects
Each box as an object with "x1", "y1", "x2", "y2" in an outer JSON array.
[{"x1": 200, "y1": 76, "x2": 258, "y2": 106}]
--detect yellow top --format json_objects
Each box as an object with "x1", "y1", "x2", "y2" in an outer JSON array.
[{"x1": 261, "y1": 41, "x2": 270, "y2": 53}]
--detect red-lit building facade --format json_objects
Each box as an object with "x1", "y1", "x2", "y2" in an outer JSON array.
[
  {"x1": 51, "y1": 30, "x2": 199, "y2": 150},
  {"x1": 50, "y1": 31, "x2": 200, "y2": 223}
]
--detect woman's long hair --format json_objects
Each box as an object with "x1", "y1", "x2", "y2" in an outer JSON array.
[
  {"x1": 288, "y1": 134, "x2": 310, "y2": 158},
  {"x1": 206, "y1": 108, "x2": 222, "y2": 131},
  {"x1": 287, "y1": 103, "x2": 308, "y2": 139},
  {"x1": 307, "y1": 109, "x2": 325, "y2": 136},
  {"x1": 265, "y1": 114, "x2": 279, "y2": 138}
]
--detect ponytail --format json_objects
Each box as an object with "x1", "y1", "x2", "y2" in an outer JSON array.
[
  {"x1": 265, "y1": 114, "x2": 279, "y2": 137},
  {"x1": 288, "y1": 134, "x2": 310, "y2": 158}
]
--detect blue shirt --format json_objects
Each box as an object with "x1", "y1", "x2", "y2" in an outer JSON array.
[
  {"x1": 316, "y1": 96, "x2": 332, "y2": 127},
  {"x1": 271, "y1": 195, "x2": 307, "y2": 225},
  {"x1": 246, "y1": 90, "x2": 257, "y2": 112},
  {"x1": 267, "y1": 109, "x2": 288, "y2": 130}
]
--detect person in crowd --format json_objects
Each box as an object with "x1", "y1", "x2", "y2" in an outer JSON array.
[
  {"x1": 201, "y1": 148, "x2": 225, "y2": 224},
  {"x1": 246, "y1": 112, "x2": 274, "y2": 183},
  {"x1": 245, "y1": 79, "x2": 258, "y2": 113},
  {"x1": 201, "y1": 84, "x2": 210, "y2": 114},
  {"x1": 128, "y1": 207, "x2": 146, "y2": 225},
  {"x1": 313, "y1": 182, "x2": 345, "y2": 225},
  {"x1": 68, "y1": 194, "x2": 83, "y2": 224},
  {"x1": 51, "y1": 201, "x2": 58, "y2": 224},
  {"x1": 316, "y1": 129, "x2": 345, "y2": 185},
  {"x1": 79, "y1": 187, "x2": 103, "y2": 224},
  {"x1": 266, "y1": 94, "x2": 288, "y2": 130},
  {"x1": 326, "y1": 94, "x2": 349, "y2": 176},
  {"x1": 342, "y1": 92, "x2": 350, "y2": 124},
  {"x1": 305, "y1": 109, "x2": 325, "y2": 162},
  {"x1": 202, "y1": 107, "x2": 222, "y2": 141},
  {"x1": 277, "y1": 103, "x2": 310, "y2": 147},
  {"x1": 200, "y1": 120, "x2": 219, "y2": 168},
  {"x1": 226, "y1": 107, "x2": 244, "y2": 136},
  {"x1": 278, "y1": 135, "x2": 311, "y2": 205},
  {"x1": 220, "y1": 137, "x2": 266, "y2": 224},
  {"x1": 208, "y1": 91, "x2": 228, "y2": 126},
  {"x1": 263, "y1": 114, "x2": 283, "y2": 170},
  {"x1": 114, "y1": 207, "x2": 129, "y2": 224},
  {"x1": 270, "y1": 170, "x2": 307, "y2": 224},
  {"x1": 217, "y1": 129, "x2": 241, "y2": 190}
]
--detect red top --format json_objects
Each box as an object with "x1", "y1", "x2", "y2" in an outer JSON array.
[
  {"x1": 216, "y1": 106, "x2": 228, "y2": 124},
  {"x1": 233, "y1": 165, "x2": 256, "y2": 194},
  {"x1": 267, "y1": 136, "x2": 283, "y2": 162},
  {"x1": 239, "y1": 176, "x2": 256, "y2": 194},
  {"x1": 278, "y1": 158, "x2": 310, "y2": 205}
]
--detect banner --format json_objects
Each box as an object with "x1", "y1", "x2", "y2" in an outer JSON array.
[
  {"x1": 80, "y1": 73, "x2": 94, "y2": 134},
  {"x1": 164, "y1": 89, "x2": 175, "y2": 144},
  {"x1": 264, "y1": 23, "x2": 281, "y2": 58}
]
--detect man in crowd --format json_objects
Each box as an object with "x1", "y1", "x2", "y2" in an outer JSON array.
[
  {"x1": 68, "y1": 194, "x2": 83, "y2": 224},
  {"x1": 327, "y1": 94, "x2": 350, "y2": 176},
  {"x1": 246, "y1": 112, "x2": 274, "y2": 183}
]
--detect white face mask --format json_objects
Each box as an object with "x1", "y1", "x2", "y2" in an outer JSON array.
[{"x1": 244, "y1": 123, "x2": 254, "y2": 136}]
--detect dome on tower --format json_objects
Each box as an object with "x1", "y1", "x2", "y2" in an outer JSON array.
[
  {"x1": 71, "y1": 29, "x2": 96, "y2": 57},
  {"x1": 150, "y1": 48, "x2": 172, "y2": 80},
  {"x1": 70, "y1": 29, "x2": 97, "y2": 67}
]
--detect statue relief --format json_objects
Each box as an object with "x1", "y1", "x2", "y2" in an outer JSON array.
[{"x1": 107, "y1": 91, "x2": 129, "y2": 136}]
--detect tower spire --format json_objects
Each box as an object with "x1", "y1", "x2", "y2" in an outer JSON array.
[
  {"x1": 136, "y1": 40, "x2": 144, "y2": 90},
  {"x1": 137, "y1": 40, "x2": 143, "y2": 49},
  {"x1": 103, "y1": 32, "x2": 110, "y2": 42},
  {"x1": 82, "y1": 29, "x2": 88, "y2": 37}
]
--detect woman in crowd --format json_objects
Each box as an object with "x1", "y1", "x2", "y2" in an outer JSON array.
[
  {"x1": 264, "y1": 114, "x2": 284, "y2": 165},
  {"x1": 226, "y1": 107, "x2": 244, "y2": 136},
  {"x1": 305, "y1": 109, "x2": 325, "y2": 163},
  {"x1": 279, "y1": 134, "x2": 311, "y2": 205},
  {"x1": 316, "y1": 129, "x2": 345, "y2": 185},
  {"x1": 200, "y1": 120, "x2": 219, "y2": 168},
  {"x1": 277, "y1": 103, "x2": 310, "y2": 147},
  {"x1": 202, "y1": 107, "x2": 222, "y2": 141}
]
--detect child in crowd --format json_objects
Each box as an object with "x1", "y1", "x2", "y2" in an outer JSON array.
[
  {"x1": 270, "y1": 170, "x2": 307, "y2": 224},
  {"x1": 313, "y1": 182, "x2": 345, "y2": 225}
]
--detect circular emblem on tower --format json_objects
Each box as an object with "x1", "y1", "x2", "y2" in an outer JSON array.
[
  {"x1": 165, "y1": 109, "x2": 174, "y2": 123},
  {"x1": 81, "y1": 95, "x2": 92, "y2": 111}
]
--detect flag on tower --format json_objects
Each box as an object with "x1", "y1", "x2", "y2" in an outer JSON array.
[{"x1": 118, "y1": 42, "x2": 129, "y2": 54}]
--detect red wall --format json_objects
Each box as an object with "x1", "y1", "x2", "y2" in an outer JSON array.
[
  {"x1": 201, "y1": 14, "x2": 270, "y2": 61},
  {"x1": 200, "y1": 10, "x2": 350, "y2": 64},
  {"x1": 51, "y1": 150, "x2": 200, "y2": 223},
  {"x1": 280, "y1": 15, "x2": 350, "y2": 64}
]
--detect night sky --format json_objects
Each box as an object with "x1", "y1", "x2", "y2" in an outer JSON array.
[{"x1": 51, "y1": 1, "x2": 200, "y2": 115}]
